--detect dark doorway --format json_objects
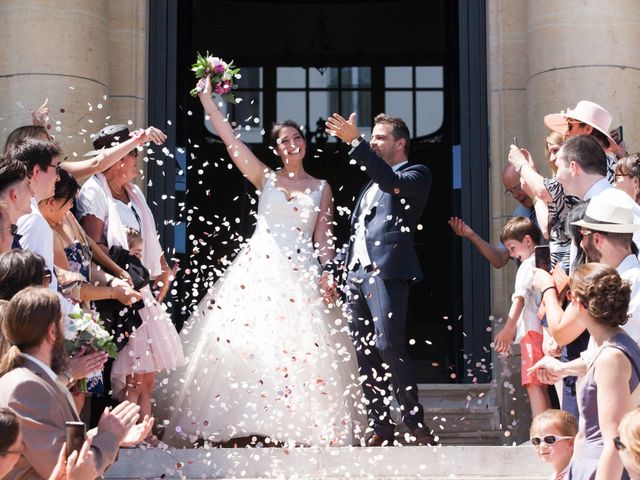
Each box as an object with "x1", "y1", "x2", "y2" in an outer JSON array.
[{"x1": 149, "y1": 0, "x2": 490, "y2": 384}]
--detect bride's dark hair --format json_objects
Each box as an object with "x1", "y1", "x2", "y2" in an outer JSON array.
[{"x1": 270, "y1": 120, "x2": 305, "y2": 148}]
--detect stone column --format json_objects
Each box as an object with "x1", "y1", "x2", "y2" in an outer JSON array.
[
  {"x1": 108, "y1": 0, "x2": 148, "y2": 130},
  {"x1": 486, "y1": 0, "x2": 531, "y2": 444},
  {"x1": 0, "y1": 0, "x2": 109, "y2": 157},
  {"x1": 526, "y1": 0, "x2": 640, "y2": 166}
]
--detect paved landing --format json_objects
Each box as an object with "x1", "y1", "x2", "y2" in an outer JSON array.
[{"x1": 104, "y1": 445, "x2": 552, "y2": 479}]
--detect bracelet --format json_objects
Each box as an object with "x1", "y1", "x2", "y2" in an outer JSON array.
[
  {"x1": 205, "y1": 110, "x2": 220, "y2": 117},
  {"x1": 129, "y1": 128, "x2": 145, "y2": 141},
  {"x1": 110, "y1": 287, "x2": 114, "y2": 299},
  {"x1": 542, "y1": 286, "x2": 557, "y2": 296},
  {"x1": 514, "y1": 161, "x2": 527, "y2": 173},
  {"x1": 106, "y1": 277, "x2": 114, "y2": 287}
]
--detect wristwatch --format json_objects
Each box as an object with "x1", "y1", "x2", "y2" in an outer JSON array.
[
  {"x1": 350, "y1": 135, "x2": 364, "y2": 148},
  {"x1": 60, "y1": 370, "x2": 74, "y2": 386}
]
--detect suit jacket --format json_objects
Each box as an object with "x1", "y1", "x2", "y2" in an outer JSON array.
[
  {"x1": 329, "y1": 142, "x2": 431, "y2": 281},
  {"x1": 0, "y1": 357, "x2": 119, "y2": 480}
]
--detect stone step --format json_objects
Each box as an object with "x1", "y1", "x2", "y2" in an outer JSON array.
[
  {"x1": 418, "y1": 382, "x2": 497, "y2": 409},
  {"x1": 104, "y1": 446, "x2": 552, "y2": 479},
  {"x1": 425, "y1": 406, "x2": 501, "y2": 432}
]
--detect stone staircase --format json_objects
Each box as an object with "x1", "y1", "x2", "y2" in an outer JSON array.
[
  {"x1": 103, "y1": 382, "x2": 531, "y2": 479},
  {"x1": 413, "y1": 382, "x2": 504, "y2": 446},
  {"x1": 104, "y1": 445, "x2": 551, "y2": 479}
]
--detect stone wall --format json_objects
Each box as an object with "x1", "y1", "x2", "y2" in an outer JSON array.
[
  {"x1": 0, "y1": 0, "x2": 148, "y2": 160},
  {"x1": 487, "y1": 0, "x2": 640, "y2": 441}
]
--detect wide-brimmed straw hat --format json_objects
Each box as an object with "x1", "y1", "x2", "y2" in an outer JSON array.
[
  {"x1": 544, "y1": 100, "x2": 617, "y2": 150},
  {"x1": 572, "y1": 188, "x2": 640, "y2": 233},
  {"x1": 84, "y1": 125, "x2": 131, "y2": 157}
]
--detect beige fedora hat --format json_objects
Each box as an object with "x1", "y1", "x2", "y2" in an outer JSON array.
[
  {"x1": 572, "y1": 188, "x2": 640, "y2": 233},
  {"x1": 544, "y1": 100, "x2": 618, "y2": 150}
]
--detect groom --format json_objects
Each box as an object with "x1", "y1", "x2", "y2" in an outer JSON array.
[{"x1": 324, "y1": 113, "x2": 434, "y2": 446}]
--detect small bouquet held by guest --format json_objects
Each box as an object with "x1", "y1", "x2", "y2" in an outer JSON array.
[
  {"x1": 64, "y1": 311, "x2": 118, "y2": 393},
  {"x1": 189, "y1": 52, "x2": 241, "y2": 103}
]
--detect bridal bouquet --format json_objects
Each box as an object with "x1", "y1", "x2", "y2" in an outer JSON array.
[
  {"x1": 64, "y1": 310, "x2": 118, "y2": 393},
  {"x1": 189, "y1": 52, "x2": 241, "y2": 103}
]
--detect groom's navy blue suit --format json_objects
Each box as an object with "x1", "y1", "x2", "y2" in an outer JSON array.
[{"x1": 328, "y1": 141, "x2": 431, "y2": 440}]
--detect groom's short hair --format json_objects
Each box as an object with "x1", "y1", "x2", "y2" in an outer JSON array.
[{"x1": 374, "y1": 114, "x2": 410, "y2": 155}]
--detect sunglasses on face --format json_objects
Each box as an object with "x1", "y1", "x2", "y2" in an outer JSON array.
[
  {"x1": 567, "y1": 119, "x2": 583, "y2": 132},
  {"x1": 614, "y1": 436, "x2": 626, "y2": 451},
  {"x1": 46, "y1": 162, "x2": 62, "y2": 175},
  {"x1": 530, "y1": 434, "x2": 573, "y2": 446}
]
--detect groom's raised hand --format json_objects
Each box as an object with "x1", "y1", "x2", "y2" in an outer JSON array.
[{"x1": 326, "y1": 113, "x2": 360, "y2": 144}]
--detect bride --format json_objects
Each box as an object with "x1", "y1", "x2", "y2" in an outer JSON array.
[{"x1": 158, "y1": 77, "x2": 365, "y2": 447}]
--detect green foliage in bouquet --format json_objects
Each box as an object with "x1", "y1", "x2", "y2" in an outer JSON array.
[{"x1": 189, "y1": 52, "x2": 241, "y2": 104}]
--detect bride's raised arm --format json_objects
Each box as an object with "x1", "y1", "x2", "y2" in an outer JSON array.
[{"x1": 197, "y1": 77, "x2": 269, "y2": 189}]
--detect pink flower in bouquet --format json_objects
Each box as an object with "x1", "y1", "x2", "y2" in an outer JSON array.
[
  {"x1": 213, "y1": 64, "x2": 225, "y2": 75},
  {"x1": 214, "y1": 80, "x2": 232, "y2": 95}
]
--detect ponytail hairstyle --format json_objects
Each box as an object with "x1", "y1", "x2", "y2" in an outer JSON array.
[
  {"x1": 0, "y1": 287, "x2": 61, "y2": 377},
  {"x1": 570, "y1": 263, "x2": 631, "y2": 327}
]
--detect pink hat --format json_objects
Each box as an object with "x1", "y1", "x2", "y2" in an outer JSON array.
[{"x1": 544, "y1": 100, "x2": 617, "y2": 149}]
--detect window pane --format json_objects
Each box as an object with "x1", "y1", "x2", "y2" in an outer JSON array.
[
  {"x1": 385, "y1": 91, "x2": 414, "y2": 136},
  {"x1": 309, "y1": 68, "x2": 338, "y2": 88},
  {"x1": 416, "y1": 91, "x2": 444, "y2": 137},
  {"x1": 341, "y1": 67, "x2": 371, "y2": 88},
  {"x1": 385, "y1": 67, "x2": 412, "y2": 88},
  {"x1": 416, "y1": 66, "x2": 443, "y2": 88},
  {"x1": 341, "y1": 90, "x2": 372, "y2": 135},
  {"x1": 277, "y1": 67, "x2": 306, "y2": 88},
  {"x1": 309, "y1": 91, "x2": 338, "y2": 142},
  {"x1": 237, "y1": 67, "x2": 263, "y2": 89},
  {"x1": 277, "y1": 91, "x2": 306, "y2": 126}
]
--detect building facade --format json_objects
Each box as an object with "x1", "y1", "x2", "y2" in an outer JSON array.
[{"x1": 2, "y1": 0, "x2": 640, "y2": 441}]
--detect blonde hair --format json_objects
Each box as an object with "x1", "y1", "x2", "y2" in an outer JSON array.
[
  {"x1": 125, "y1": 228, "x2": 142, "y2": 250},
  {"x1": 545, "y1": 131, "x2": 564, "y2": 175},
  {"x1": 620, "y1": 408, "x2": 640, "y2": 467},
  {"x1": 530, "y1": 409, "x2": 578, "y2": 437}
]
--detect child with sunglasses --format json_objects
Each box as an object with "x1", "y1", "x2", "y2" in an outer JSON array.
[
  {"x1": 530, "y1": 409, "x2": 577, "y2": 480},
  {"x1": 617, "y1": 408, "x2": 640, "y2": 480}
]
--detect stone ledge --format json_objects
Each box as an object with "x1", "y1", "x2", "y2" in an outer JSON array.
[{"x1": 104, "y1": 445, "x2": 552, "y2": 479}]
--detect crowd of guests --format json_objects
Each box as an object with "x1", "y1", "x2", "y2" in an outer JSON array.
[
  {"x1": 0, "y1": 105, "x2": 184, "y2": 479},
  {"x1": 6, "y1": 94, "x2": 640, "y2": 479},
  {"x1": 451, "y1": 100, "x2": 640, "y2": 479}
]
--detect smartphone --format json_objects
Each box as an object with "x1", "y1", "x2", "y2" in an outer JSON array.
[
  {"x1": 611, "y1": 126, "x2": 623, "y2": 144},
  {"x1": 512, "y1": 136, "x2": 518, "y2": 147},
  {"x1": 65, "y1": 422, "x2": 86, "y2": 458},
  {"x1": 535, "y1": 245, "x2": 551, "y2": 272}
]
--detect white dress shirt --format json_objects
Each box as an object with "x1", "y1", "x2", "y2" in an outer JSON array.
[
  {"x1": 16, "y1": 197, "x2": 73, "y2": 314},
  {"x1": 350, "y1": 161, "x2": 408, "y2": 269},
  {"x1": 618, "y1": 254, "x2": 640, "y2": 345}
]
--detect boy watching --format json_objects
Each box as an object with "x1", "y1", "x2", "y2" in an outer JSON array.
[{"x1": 494, "y1": 216, "x2": 551, "y2": 417}]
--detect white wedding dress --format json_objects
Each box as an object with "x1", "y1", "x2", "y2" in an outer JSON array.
[{"x1": 159, "y1": 172, "x2": 365, "y2": 447}]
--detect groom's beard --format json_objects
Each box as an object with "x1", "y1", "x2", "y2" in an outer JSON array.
[{"x1": 51, "y1": 323, "x2": 68, "y2": 375}]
